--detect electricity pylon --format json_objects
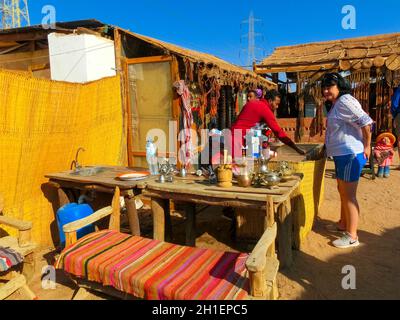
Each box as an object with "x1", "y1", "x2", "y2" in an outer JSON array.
[
  {"x1": 240, "y1": 11, "x2": 265, "y2": 69},
  {"x1": 0, "y1": 0, "x2": 30, "y2": 30}
]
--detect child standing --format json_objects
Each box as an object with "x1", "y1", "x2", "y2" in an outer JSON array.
[{"x1": 374, "y1": 133, "x2": 396, "y2": 178}]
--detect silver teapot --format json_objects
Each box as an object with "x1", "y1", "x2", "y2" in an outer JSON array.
[
  {"x1": 263, "y1": 172, "x2": 281, "y2": 187},
  {"x1": 158, "y1": 159, "x2": 176, "y2": 183}
]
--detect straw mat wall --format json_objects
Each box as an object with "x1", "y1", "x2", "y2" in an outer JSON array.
[{"x1": 0, "y1": 70, "x2": 124, "y2": 246}]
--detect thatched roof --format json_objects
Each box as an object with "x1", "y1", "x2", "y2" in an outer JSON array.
[
  {"x1": 118, "y1": 28, "x2": 276, "y2": 89},
  {"x1": 0, "y1": 19, "x2": 276, "y2": 88},
  {"x1": 256, "y1": 33, "x2": 400, "y2": 73}
]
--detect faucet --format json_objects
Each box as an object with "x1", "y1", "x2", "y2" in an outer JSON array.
[{"x1": 72, "y1": 147, "x2": 86, "y2": 171}]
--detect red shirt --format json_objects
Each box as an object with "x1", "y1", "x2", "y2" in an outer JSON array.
[{"x1": 231, "y1": 100, "x2": 288, "y2": 140}]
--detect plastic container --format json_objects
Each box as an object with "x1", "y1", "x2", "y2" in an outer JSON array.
[
  {"x1": 56, "y1": 203, "x2": 95, "y2": 248},
  {"x1": 146, "y1": 139, "x2": 159, "y2": 175}
]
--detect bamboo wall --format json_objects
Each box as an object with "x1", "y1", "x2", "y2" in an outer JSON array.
[{"x1": 0, "y1": 70, "x2": 124, "y2": 246}]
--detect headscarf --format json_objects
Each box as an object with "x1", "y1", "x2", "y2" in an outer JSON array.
[{"x1": 256, "y1": 89, "x2": 263, "y2": 99}]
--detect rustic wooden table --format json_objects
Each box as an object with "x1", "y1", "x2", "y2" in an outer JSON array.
[
  {"x1": 45, "y1": 166, "x2": 154, "y2": 236},
  {"x1": 142, "y1": 175, "x2": 302, "y2": 268}
]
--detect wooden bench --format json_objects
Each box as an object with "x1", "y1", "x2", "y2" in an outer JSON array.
[
  {"x1": 55, "y1": 188, "x2": 280, "y2": 300},
  {"x1": 0, "y1": 195, "x2": 37, "y2": 300}
]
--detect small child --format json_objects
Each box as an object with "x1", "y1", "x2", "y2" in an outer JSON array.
[{"x1": 374, "y1": 133, "x2": 396, "y2": 178}]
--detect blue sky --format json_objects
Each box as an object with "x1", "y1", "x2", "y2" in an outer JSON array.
[{"x1": 28, "y1": 0, "x2": 400, "y2": 66}]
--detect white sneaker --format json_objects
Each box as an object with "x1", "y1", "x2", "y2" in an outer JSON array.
[{"x1": 332, "y1": 233, "x2": 360, "y2": 249}]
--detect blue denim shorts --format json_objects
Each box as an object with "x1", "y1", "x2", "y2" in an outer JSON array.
[{"x1": 333, "y1": 153, "x2": 367, "y2": 182}]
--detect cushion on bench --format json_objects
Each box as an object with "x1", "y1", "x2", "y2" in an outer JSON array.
[
  {"x1": 55, "y1": 230, "x2": 250, "y2": 300},
  {"x1": 0, "y1": 247, "x2": 24, "y2": 272}
]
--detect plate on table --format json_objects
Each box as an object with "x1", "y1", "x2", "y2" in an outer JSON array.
[{"x1": 117, "y1": 172, "x2": 150, "y2": 181}]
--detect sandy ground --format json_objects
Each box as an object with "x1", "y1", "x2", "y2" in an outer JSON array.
[{"x1": 8, "y1": 155, "x2": 400, "y2": 300}]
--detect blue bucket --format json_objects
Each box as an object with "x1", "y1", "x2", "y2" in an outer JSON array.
[{"x1": 56, "y1": 203, "x2": 95, "y2": 248}]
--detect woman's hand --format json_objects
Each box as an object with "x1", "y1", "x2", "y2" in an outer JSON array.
[
  {"x1": 364, "y1": 146, "x2": 371, "y2": 160},
  {"x1": 296, "y1": 147, "x2": 306, "y2": 156}
]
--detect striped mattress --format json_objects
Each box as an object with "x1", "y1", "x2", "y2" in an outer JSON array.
[
  {"x1": 55, "y1": 230, "x2": 250, "y2": 300},
  {"x1": 0, "y1": 247, "x2": 24, "y2": 272}
]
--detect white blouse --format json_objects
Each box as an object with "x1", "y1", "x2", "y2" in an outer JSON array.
[{"x1": 325, "y1": 94, "x2": 373, "y2": 157}]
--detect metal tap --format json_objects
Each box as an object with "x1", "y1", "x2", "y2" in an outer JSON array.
[{"x1": 72, "y1": 147, "x2": 86, "y2": 171}]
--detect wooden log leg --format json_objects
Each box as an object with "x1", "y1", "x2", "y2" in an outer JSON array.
[
  {"x1": 165, "y1": 200, "x2": 172, "y2": 242},
  {"x1": 277, "y1": 200, "x2": 293, "y2": 269},
  {"x1": 270, "y1": 280, "x2": 279, "y2": 300},
  {"x1": 152, "y1": 198, "x2": 166, "y2": 241},
  {"x1": 370, "y1": 146, "x2": 376, "y2": 180},
  {"x1": 185, "y1": 203, "x2": 196, "y2": 247},
  {"x1": 266, "y1": 196, "x2": 276, "y2": 258},
  {"x1": 125, "y1": 191, "x2": 141, "y2": 236},
  {"x1": 292, "y1": 195, "x2": 301, "y2": 251},
  {"x1": 58, "y1": 187, "x2": 71, "y2": 209},
  {"x1": 248, "y1": 271, "x2": 266, "y2": 298},
  {"x1": 22, "y1": 252, "x2": 36, "y2": 282}
]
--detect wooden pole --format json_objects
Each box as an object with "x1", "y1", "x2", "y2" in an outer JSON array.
[
  {"x1": 125, "y1": 190, "x2": 141, "y2": 236},
  {"x1": 266, "y1": 196, "x2": 276, "y2": 258},
  {"x1": 277, "y1": 199, "x2": 293, "y2": 268},
  {"x1": 152, "y1": 197, "x2": 167, "y2": 241},
  {"x1": 109, "y1": 187, "x2": 121, "y2": 232},
  {"x1": 185, "y1": 203, "x2": 196, "y2": 247}
]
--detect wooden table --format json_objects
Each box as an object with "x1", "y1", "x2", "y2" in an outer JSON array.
[
  {"x1": 45, "y1": 166, "x2": 154, "y2": 236},
  {"x1": 142, "y1": 175, "x2": 302, "y2": 268}
]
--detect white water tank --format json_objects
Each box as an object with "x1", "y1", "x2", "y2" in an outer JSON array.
[{"x1": 48, "y1": 32, "x2": 116, "y2": 83}]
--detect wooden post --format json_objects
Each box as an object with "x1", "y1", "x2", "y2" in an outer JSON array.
[
  {"x1": 58, "y1": 187, "x2": 71, "y2": 209},
  {"x1": 296, "y1": 76, "x2": 305, "y2": 143},
  {"x1": 248, "y1": 271, "x2": 267, "y2": 298},
  {"x1": 109, "y1": 187, "x2": 121, "y2": 232},
  {"x1": 272, "y1": 73, "x2": 279, "y2": 85},
  {"x1": 151, "y1": 198, "x2": 171, "y2": 242},
  {"x1": 22, "y1": 252, "x2": 35, "y2": 282},
  {"x1": 277, "y1": 199, "x2": 293, "y2": 269},
  {"x1": 18, "y1": 229, "x2": 31, "y2": 248},
  {"x1": 114, "y1": 27, "x2": 129, "y2": 166},
  {"x1": 165, "y1": 200, "x2": 172, "y2": 243},
  {"x1": 125, "y1": 190, "x2": 141, "y2": 236},
  {"x1": 152, "y1": 198, "x2": 166, "y2": 241},
  {"x1": 65, "y1": 232, "x2": 77, "y2": 247},
  {"x1": 124, "y1": 57, "x2": 135, "y2": 168},
  {"x1": 185, "y1": 203, "x2": 196, "y2": 247},
  {"x1": 266, "y1": 196, "x2": 276, "y2": 258},
  {"x1": 171, "y1": 56, "x2": 181, "y2": 168}
]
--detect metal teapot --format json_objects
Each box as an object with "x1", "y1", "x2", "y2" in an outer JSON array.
[
  {"x1": 237, "y1": 173, "x2": 252, "y2": 188},
  {"x1": 263, "y1": 172, "x2": 281, "y2": 187}
]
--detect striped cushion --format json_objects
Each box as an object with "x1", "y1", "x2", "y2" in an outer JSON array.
[
  {"x1": 55, "y1": 230, "x2": 250, "y2": 300},
  {"x1": 0, "y1": 247, "x2": 24, "y2": 272}
]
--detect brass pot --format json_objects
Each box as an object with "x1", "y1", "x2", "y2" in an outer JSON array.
[{"x1": 237, "y1": 174, "x2": 252, "y2": 188}]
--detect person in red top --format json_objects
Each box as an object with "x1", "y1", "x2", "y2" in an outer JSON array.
[{"x1": 231, "y1": 90, "x2": 305, "y2": 160}]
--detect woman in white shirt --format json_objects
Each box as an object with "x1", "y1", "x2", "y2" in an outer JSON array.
[{"x1": 322, "y1": 73, "x2": 373, "y2": 249}]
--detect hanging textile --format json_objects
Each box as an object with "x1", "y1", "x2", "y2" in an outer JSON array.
[
  {"x1": 209, "y1": 78, "x2": 221, "y2": 129},
  {"x1": 173, "y1": 80, "x2": 194, "y2": 168},
  {"x1": 348, "y1": 70, "x2": 371, "y2": 113},
  {"x1": 226, "y1": 86, "x2": 234, "y2": 129}
]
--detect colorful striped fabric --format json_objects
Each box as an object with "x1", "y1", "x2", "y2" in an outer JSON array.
[
  {"x1": 0, "y1": 247, "x2": 24, "y2": 272},
  {"x1": 55, "y1": 230, "x2": 250, "y2": 300}
]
